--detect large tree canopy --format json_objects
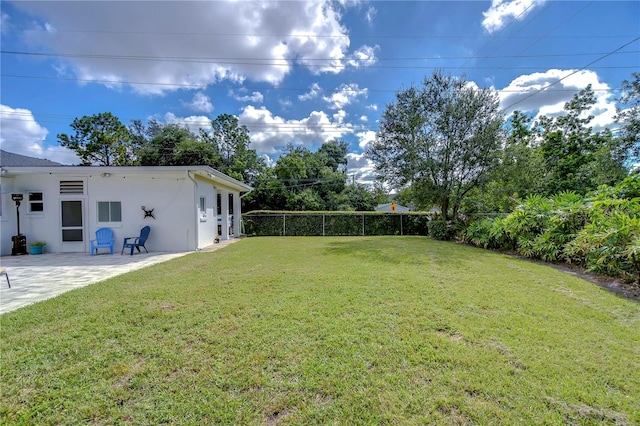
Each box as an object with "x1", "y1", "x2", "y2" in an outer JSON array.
[
  {"x1": 58, "y1": 112, "x2": 133, "y2": 166},
  {"x1": 367, "y1": 71, "x2": 504, "y2": 220}
]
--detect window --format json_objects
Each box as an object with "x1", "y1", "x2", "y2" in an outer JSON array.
[
  {"x1": 97, "y1": 201, "x2": 122, "y2": 222},
  {"x1": 199, "y1": 196, "x2": 207, "y2": 221},
  {"x1": 29, "y1": 192, "x2": 44, "y2": 213}
]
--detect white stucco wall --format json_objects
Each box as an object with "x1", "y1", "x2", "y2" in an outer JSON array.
[{"x1": 194, "y1": 175, "x2": 218, "y2": 249}]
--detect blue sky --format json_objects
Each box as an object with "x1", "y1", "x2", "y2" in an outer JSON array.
[{"x1": 1, "y1": 1, "x2": 638, "y2": 183}]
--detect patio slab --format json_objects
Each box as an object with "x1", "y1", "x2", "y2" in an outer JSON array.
[{"x1": 0, "y1": 239, "x2": 239, "y2": 314}]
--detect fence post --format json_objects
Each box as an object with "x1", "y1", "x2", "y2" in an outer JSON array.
[
  {"x1": 283, "y1": 214, "x2": 286, "y2": 236},
  {"x1": 362, "y1": 214, "x2": 365, "y2": 236},
  {"x1": 401, "y1": 214, "x2": 403, "y2": 236},
  {"x1": 323, "y1": 214, "x2": 326, "y2": 236}
]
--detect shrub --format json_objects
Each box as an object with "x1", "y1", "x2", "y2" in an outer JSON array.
[
  {"x1": 428, "y1": 220, "x2": 451, "y2": 240},
  {"x1": 464, "y1": 219, "x2": 495, "y2": 248}
]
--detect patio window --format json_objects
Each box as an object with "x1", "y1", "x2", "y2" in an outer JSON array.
[
  {"x1": 97, "y1": 201, "x2": 122, "y2": 223},
  {"x1": 28, "y1": 192, "x2": 44, "y2": 213}
]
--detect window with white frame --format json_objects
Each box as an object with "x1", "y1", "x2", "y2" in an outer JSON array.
[
  {"x1": 29, "y1": 192, "x2": 44, "y2": 213},
  {"x1": 97, "y1": 201, "x2": 122, "y2": 223},
  {"x1": 199, "y1": 196, "x2": 207, "y2": 220}
]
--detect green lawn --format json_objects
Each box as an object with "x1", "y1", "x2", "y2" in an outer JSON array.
[{"x1": 1, "y1": 237, "x2": 639, "y2": 425}]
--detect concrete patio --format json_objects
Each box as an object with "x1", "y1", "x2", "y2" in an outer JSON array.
[{"x1": 0, "y1": 239, "x2": 239, "y2": 314}]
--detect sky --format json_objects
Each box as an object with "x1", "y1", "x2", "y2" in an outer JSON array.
[{"x1": 1, "y1": 0, "x2": 639, "y2": 183}]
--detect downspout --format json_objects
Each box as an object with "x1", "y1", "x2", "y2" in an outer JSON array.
[{"x1": 187, "y1": 171, "x2": 199, "y2": 251}]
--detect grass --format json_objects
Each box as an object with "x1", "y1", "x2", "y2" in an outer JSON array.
[{"x1": 1, "y1": 236, "x2": 639, "y2": 425}]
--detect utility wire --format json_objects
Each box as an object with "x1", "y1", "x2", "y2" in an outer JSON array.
[
  {"x1": 3, "y1": 49, "x2": 636, "y2": 63},
  {"x1": 503, "y1": 36, "x2": 640, "y2": 112}
]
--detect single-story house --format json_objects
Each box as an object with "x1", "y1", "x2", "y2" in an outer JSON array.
[{"x1": 0, "y1": 151, "x2": 252, "y2": 255}]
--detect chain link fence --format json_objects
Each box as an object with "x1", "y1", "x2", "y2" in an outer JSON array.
[{"x1": 243, "y1": 212, "x2": 438, "y2": 236}]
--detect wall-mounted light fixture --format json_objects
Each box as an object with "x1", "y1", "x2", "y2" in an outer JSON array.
[{"x1": 101, "y1": 172, "x2": 111, "y2": 178}]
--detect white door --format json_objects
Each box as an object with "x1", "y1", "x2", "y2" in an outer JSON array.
[{"x1": 60, "y1": 200, "x2": 86, "y2": 252}]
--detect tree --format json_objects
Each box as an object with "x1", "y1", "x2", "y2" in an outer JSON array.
[
  {"x1": 615, "y1": 72, "x2": 640, "y2": 164},
  {"x1": 535, "y1": 85, "x2": 630, "y2": 194},
  {"x1": 203, "y1": 114, "x2": 264, "y2": 184},
  {"x1": 462, "y1": 111, "x2": 546, "y2": 215},
  {"x1": 58, "y1": 112, "x2": 133, "y2": 166},
  {"x1": 137, "y1": 123, "x2": 213, "y2": 166},
  {"x1": 367, "y1": 70, "x2": 504, "y2": 220}
]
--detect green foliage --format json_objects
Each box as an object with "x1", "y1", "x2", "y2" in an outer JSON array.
[
  {"x1": 466, "y1": 176, "x2": 640, "y2": 284},
  {"x1": 401, "y1": 214, "x2": 431, "y2": 235},
  {"x1": 463, "y1": 111, "x2": 545, "y2": 215},
  {"x1": 324, "y1": 214, "x2": 363, "y2": 236},
  {"x1": 137, "y1": 122, "x2": 213, "y2": 166},
  {"x1": 364, "y1": 214, "x2": 401, "y2": 236},
  {"x1": 243, "y1": 212, "x2": 434, "y2": 237},
  {"x1": 247, "y1": 140, "x2": 381, "y2": 212},
  {"x1": 614, "y1": 72, "x2": 640, "y2": 163},
  {"x1": 284, "y1": 214, "x2": 324, "y2": 236},
  {"x1": 565, "y1": 198, "x2": 640, "y2": 284},
  {"x1": 367, "y1": 70, "x2": 504, "y2": 220},
  {"x1": 242, "y1": 214, "x2": 285, "y2": 236},
  {"x1": 535, "y1": 86, "x2": 632, "y2": 194},
  {"x1": 427, "y1": 220, "x2": 451, "y2": 240},
  {"x1": 204, "y1": 114, "x2": 264, "y2": 184},
  {"x1": 464, "y1": 218, "x2": 507, "y2": 249},
  {"x1": 58, "y1": 112, "x2": 133, "y2": 166}
]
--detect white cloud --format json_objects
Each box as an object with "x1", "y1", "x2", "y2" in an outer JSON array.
[
  {"x1": 333, "y1": 110, "x2": 347, "y2": 124},
  {"x1": 366, "y1": 104, "x2": 378, "y2": 111},
  {"x1": 347, "y1": 152, "x2": 376, "y2": 184},
  {"x1": 0, "y1": 105, "x2": 77, "y2": 164},
  {"x1": 279, "y1": 98, "x2": 293, "y2": 108},
  {"x1": 365, "y1": 6, "x2": 377, "y2": 25},
  {"x1": 163, "y1": 112, "x2": 212, "y2": 135},
  {"x1": 239, "y1": 105, "x2": 354, "y2": 154},
  {"x1": 1, "y1": 13, "x2": 10, "y2": 34},
  {"x1": 359, "y1": 115, "x2": 368, "y2": 122},
  {"x1": 183, "y1": 92, "x2": 214, "y2": 113},
  {"x1": 323, "y1": 83, "x2": 368, "y2": 109},
  {"x1": 230, "y1": 90, "x2": 264, "y2": 104},
  {"x1": 482, "y1": 0, "x2": 546, "y2": 33},
  {"x1": 298, "y1": 83, "x2": 323, "y2": 101},
  {"x1": 356, "y1": 130, "x2": 376, "y2": 150},
  {"x1": 499, "y1": 69, "x2": 616, "y2": 130},
  {"x1": 346, "y1": 44, "x2": 379, "y2": 68},
  {"x1": 14, "y1": 1, "x2": 355, "y2": 95}
]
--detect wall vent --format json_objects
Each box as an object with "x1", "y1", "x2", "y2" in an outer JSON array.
[{"x1": 59, "y1": 180, "x2": 84, "y2": 194}]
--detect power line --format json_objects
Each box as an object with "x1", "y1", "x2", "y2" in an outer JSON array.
[
  {"x1": 0, "y1": 72, "x2": 632, "y2": 93},
  {"x1": 3, "y1": 49, "x2": 637, "y2": 63},
  {"x1": 15, "y1": 27, "x2": 638, "y2": 40},
  {"x1": 503, "y1": 36, "x2": 640, "y2": 112}
]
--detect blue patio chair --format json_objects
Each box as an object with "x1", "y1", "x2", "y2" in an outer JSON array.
[
  {"x1": 90, "y1": 227, "x2": 114, "y2": 256},
  {"x1": 122, "y1": 226, "x2": 150, "y2": 255}
]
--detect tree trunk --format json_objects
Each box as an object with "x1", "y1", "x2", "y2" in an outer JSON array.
[{"x1": 440, "y1": 197, "x2": 450, "y2": 221}]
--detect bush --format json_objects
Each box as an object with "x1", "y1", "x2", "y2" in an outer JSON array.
[
  {"x1": 465, "y1": 219, "x2": 496, "y2": 249},
  {"x1": 428, "y1": 220, "x2": 451, "y2": 240},
  {"x1": 462, "y1": 177, "x2": 640, "y2": 284}
]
